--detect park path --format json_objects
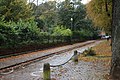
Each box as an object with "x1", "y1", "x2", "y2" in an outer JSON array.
[{"x1": 0, "y1": 40, "x2": 97, "y2": 69}]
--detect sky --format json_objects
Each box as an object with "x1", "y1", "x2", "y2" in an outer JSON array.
[
  {"x1": 28, "y1": 0, "x2": 91, "y2": 5},
  {"x1": 49, "y1": 0, "x2": 91, "y2": 4},
  {"x1": 81, "y1": 0, "x2": 91, "y2": 4}
]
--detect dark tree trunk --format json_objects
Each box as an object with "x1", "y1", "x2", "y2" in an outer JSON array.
[
  {"x1": 105, "y1": 0, "x2": 110, "y2": 17},
  {"x1": 111, "y1": 0, "x2": 120, "y2": 79}
]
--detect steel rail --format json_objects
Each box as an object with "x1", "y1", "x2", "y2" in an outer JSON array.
[{"x1": 0, "y1": 41, "x2": 95, "y2": 74}]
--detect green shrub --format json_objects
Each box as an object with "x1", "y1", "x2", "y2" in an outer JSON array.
[
  {"x1": 73, "y1": 27, "x2": 99, "y2": 40},
  {"x1": 0, "y1": 19, "x2": 41, "y2": 48},
  {"x1": 0, "y1": 21, "x2": 17, "y2": 47},
  {"x1": 52, "y1": 25, "x2": 72, "y2": 36}
]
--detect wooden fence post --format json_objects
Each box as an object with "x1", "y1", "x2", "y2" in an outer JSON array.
[
  {"x1": 43, "y1": 63, "x2": 51, "y2": 80},
  {"x1": 73, "y1": 50, "x2": 78, "y2": 63}
]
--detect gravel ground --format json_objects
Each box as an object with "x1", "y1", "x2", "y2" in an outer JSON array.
[{"x1": 0, "y1": 40, "x2": 108, "y2": 80}]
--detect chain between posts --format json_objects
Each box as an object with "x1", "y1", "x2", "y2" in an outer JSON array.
[{"x1": 43, "y1": 50, "x2": 79, "y2": 80}]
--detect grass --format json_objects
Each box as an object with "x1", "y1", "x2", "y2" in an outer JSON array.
[{"x1": 79, "y1": 40, "x2": 111, "y2": 62}]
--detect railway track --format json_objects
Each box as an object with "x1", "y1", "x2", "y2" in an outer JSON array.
[{"x1": 0, "y1": 41, "x2": 96, "y2": 74}]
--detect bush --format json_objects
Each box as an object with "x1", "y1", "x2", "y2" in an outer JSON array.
[
  {"x1": 0, "y1": 20, "x2": 41, "y2": 48},
  {"x1": 0, "y1": 21, "x2": 17, "y2": 47},
  {"x1": 73, "y1": 29, "x2": 99, "y2": 41},
  {"x1": 83, "y1": 47, "x2": 96, "y2": 56},
  {"x1": 52, "y1": 25, "x2": 72, "y2": 36}
]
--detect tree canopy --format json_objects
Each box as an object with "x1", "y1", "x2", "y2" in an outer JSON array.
[
  {"x1": 0, "y1": 0, "x2": 100, "y2": 49},
  {"x1": 0, "y1": 0, "x2": 32, "y2": 21},
  {"x1": 57, "y1": 0, "x2": 87, "y2": 30},
  {"x1": 86, "y1": 0, "x2": 112, "y2": 33}
]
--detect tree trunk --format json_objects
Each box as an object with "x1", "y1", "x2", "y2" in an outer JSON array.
[
  {"x1": 105, "y1": 0, "x2": 110, "y2": 17},
  {"x1": 111, "y1": 0, "x2": 120, "y2": 79}
]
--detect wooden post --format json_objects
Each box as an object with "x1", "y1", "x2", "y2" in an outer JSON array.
[
  {"x1": 74, "y1": 50, "x2": 77, "y2": 56},
  {"x1": 43, "y1": 63, "x2": 51, "y2": 80},
  {"x1": 73, "y1": 50, "x2": 78, "y2": 62}
]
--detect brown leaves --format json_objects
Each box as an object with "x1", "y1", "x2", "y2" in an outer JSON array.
[{"x1": 78, "y1": 40, "x2": 112, "y2": 79}]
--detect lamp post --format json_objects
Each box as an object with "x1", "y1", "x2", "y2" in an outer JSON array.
[
  {"x1": 70, "y1": 1, "x2": 75, "y2": 31},
  {"x1": 71, "y1": 17, "x2": 73, "y2": 31},
  {"x1": 70, "y1": 2, "x2": 75, "y2": 44},
  {"x1": 70, "y1": 17, "x2": 73, "y2": 44}
]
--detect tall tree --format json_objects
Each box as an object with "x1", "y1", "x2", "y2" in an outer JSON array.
[
  {"x1": 86, "y1": 0, "x2": 112, "y2": 34},
  {"x1": 0, "y1": 0, "x2": 32, "y2": 21},
  {"x1": 38, "y1": 1, "x2": 57, "y2": 30},
  {"x1": 28, "y1": 1, "x2": 57, "y2": 31},
  {"x1": 57, "y1": 0, "x2": 87, "y2": 30},
  {"x1": 111, "y1": 0, "x2": 120, "y2": 79},
  {"x1": 57, "y1": 0, "x2": 72, "y2": 28}
]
